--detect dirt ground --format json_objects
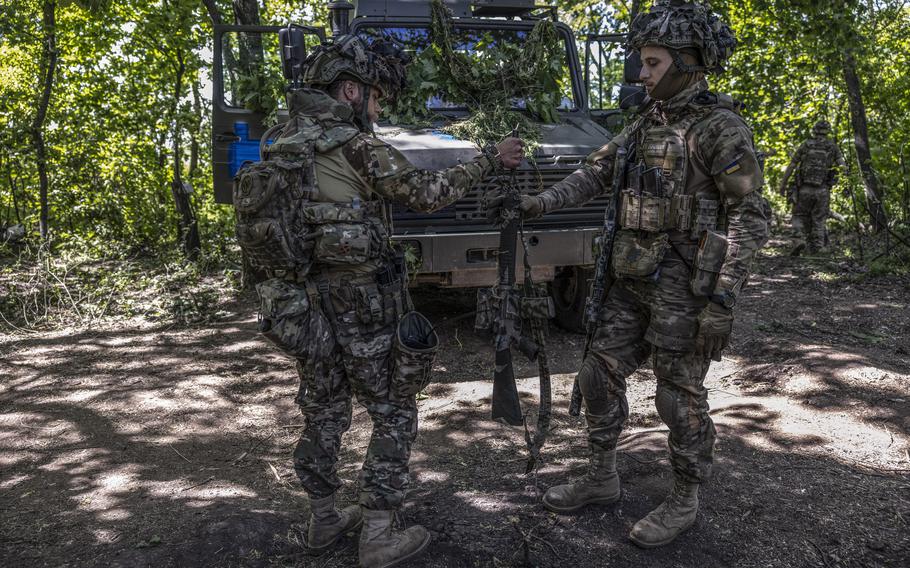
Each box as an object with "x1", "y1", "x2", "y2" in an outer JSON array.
[{"x1": 2, "y1": 241, "x2": 909, "y2": 568}]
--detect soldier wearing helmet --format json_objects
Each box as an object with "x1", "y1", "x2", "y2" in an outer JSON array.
[
  {"x1": 258, "y1": 34, "x2": 522, "y2": 567},
  {"x1": 779, "y1": 119, "x2": 848, "y2": 255},
  {"x1": 488, "y1": 0, "x2": 768, "y2": 547}
]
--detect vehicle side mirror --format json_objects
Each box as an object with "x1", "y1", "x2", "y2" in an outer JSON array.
[
  {"x1": 279, "y1": 27, "x2": 307, "y2": 86},
  {"x1": 624, "y1": 50, "x2": 642, "y2": 84},
  {"x1": 618, "y1": 84, "x2": 646, "y2": 110}
]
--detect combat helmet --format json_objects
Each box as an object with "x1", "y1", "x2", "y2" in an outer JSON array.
[
  {"x1": 812, "y1": 120, "x2": 831, "y2": 136},
  {"x1": 628, "y1": 0, "x2": 736, "y2": 74},
  {"x1": 300, "y1": 34, "x2": 409, "y2": 99}
]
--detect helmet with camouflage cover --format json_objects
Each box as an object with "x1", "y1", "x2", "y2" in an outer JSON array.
[
  {"x1": 812, "y1": 120, "x2": 831, "y2": 136},
  {"x1": 300, "y1": 34, "x2": 409, "y2": 99},
  {"x1": 628, "y1": 0, "x2": 736, "y2": 74}
]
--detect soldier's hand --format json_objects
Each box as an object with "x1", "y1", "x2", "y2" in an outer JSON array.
[
  {"x1": 496, "y1": 137, "x2": 524, "y2": 170},
  {"x1": 485, "y1": 193, "x2": 544, "y2": 224},
  {"x1": 696, "y1": 302, "x2": 734, "y2": 362}
]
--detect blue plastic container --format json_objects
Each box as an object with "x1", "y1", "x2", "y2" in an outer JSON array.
[{"x1": 228, "y1": 121, "x2": 263, "y2": 177}]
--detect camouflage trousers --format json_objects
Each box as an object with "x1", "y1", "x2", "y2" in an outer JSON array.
[
  {"x1": 579, "y1": 251, "x2": 716, "y2": 483},
  {"x1": 791, "y1": 183, "x2": 831, "y2": 251},
  {"x1": 292, "y1": 271, "x2": 418, "y2": 511}
]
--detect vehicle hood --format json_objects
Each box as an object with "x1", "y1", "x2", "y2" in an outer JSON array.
[{"x1": 375, "y1": 115, "x2": 612, "y2": 170}]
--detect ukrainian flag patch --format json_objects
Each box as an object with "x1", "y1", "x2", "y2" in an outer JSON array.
[{"x1": 723, "y1": 161, "x2": 741, "y2": 175}]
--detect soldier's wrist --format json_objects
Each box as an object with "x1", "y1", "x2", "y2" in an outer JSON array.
[{"x1": 479, "y1": 143, "x2": 504, "y2": 173}]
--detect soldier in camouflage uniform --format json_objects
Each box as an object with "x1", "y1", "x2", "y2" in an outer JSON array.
[
  {"x1": 251, "y1": 36, "x2": 522, "y2": 567},
  {"x1": 779, "y1": 120, "x2": 847, "y2": 255},
  {"x1": 490, "y1": 0, "x2": 768, "y2": 548}
]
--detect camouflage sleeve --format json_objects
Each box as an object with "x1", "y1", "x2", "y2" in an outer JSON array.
[
  {"x1": 698, "y1": 112, "x2": 769, "y2": 301},
  {"x1": 342, "y1": 134, "x2": 495, "y2": 213},
  {"x1": 536, "y1": 129, "x2": 629, "y2": 213},
  {"x1": 779, "y1": 141, "x2": 806, "y2": 189}
]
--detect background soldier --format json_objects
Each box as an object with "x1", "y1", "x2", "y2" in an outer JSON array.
[
  {"x1": 779, "y1": 120, "x2": 847, "y2": 255},
  {"x1": 489, "y1": 0, "x2": 768, "y2": 548},
  {"x1": 249, "y1": 36, "x2": 522, "y2": 567}
]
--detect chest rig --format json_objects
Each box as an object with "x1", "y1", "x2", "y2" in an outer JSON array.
[{"x1": 619, "y1": 107, "x2": 713, "y2": 237}]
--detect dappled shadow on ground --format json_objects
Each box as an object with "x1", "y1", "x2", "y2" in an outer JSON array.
[{"x1": 1, "y1": 252, "x2": 908, "y2": 567}]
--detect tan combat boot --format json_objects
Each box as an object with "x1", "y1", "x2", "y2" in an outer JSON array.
[
  {"x1": 542, "y1": 449, "x2": 620, "y2": 513},
  {"x1": 358, "y1": 508, "x2": 430, "y2": 568},
  {"x1": 306, "y1": 494, "x2": 362, "y2": 553},
  {"x1": 629, "y1": 480, "x2": 699, "y2": 548}
]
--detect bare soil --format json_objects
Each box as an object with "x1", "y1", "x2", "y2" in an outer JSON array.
[{"x1": 2, "y1": 243, "x2": 909, "y2": 568}]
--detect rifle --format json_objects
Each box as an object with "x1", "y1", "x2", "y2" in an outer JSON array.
[
  {"x1": 568, "y1": 145, "x2": 628, "y2": 417},
  {"x1": 490, "y1": 132, "x2": 538, "y2": 426},
  {"x1": 485, "y1": 128, "x2": 554, "y2": 472}
]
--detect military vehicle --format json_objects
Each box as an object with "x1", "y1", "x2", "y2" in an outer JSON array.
[{"x1": 211, "y1": 0, "x2": 633, "y2": 331}]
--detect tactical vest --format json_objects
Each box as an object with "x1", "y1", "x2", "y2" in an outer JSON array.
[
  {"x1": 233, "y1": 114, "x2": 390, "y2": 277},
  {"x1": 799, "y1": 138, "x2": 834, "y2": 187},
  {"x1": 611, "y1": 94, "x2": 738, "y2": 283},
  {"x1": 618, "y1": 101, "x2": 725, "y2": 238}
]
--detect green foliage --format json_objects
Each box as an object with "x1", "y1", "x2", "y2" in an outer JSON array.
[
  {"x1": 0, "y1": 239, "x2": 242, "y2": 331},
  {"x1": 383, "y1": 0, "x2": 568, "y2": 149}
]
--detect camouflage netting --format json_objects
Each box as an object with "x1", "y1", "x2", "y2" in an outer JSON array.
[{"x1": 384, "y1": 0, "x2": 568, "y2": 152}]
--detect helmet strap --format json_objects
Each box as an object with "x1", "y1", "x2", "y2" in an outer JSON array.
[
  {"x1": 356, "y1": 83, "x2": 374, "y2": 134},
  {"x1": 649, "y1": 52, "x2": 702, "y2": 101}
]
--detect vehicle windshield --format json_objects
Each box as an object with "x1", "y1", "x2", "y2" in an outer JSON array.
[{"x1": 357, "y1": 25, "x2": 577, "y2": 113}]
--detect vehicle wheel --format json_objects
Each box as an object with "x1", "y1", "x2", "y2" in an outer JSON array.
[{"x1": 550, "y1": 266, "x2": 592, "y2": 334}]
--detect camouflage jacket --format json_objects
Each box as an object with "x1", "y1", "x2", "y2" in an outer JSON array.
[
  {"x1": 288, "y1": 89, "x2": 497, "y2": 215},
  {"x1": 537, "y1": 80, "x2": 768, "y2": 303},
  {"x1": 780, "y1": 136, "x2": 846, "y2": 189}
]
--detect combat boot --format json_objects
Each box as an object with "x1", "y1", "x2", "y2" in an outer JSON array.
[
  {"x1": 629, "y1": 480, "x2": 699, "y2": 548},
  {"x1": 358, "y1": 508, "x2": 430, "y2": 568},
  {"x1": 306, "y1": 494, "x2": 362, "y2": 553},
  {"x1": 542, "y1": 449, "x2": 620, "y2": 513}
]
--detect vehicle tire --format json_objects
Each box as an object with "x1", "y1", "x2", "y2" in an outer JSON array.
[{"x1": 550, "y1": 266, "x2": 593, "y2": 334}]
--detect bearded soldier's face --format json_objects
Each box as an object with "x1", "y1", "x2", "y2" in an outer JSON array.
[{"x1": 639, "y1": 46, "x2": 674, "y2": 96}]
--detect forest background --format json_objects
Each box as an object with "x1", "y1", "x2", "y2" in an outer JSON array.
[{"x1": 1, "y1": 0, "x2": 909, "y2": 330}]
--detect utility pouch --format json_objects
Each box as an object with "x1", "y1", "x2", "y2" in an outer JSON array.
[
  {"x1": 690, "y1": 198, "x2": 720, "y2": 239},
  {"x1": 619, "y1": 190, "x2": 672, "y2": 232},
  {"x1": 390, "y1": 311, "x2": 439, "y2": 401},
  {"x1": 350, "y1": 282, "x2": 383, "y2": 324},
  {"x1": 612, "y1": 231, "x2": 669, "y2": 279},
  {"x1": 521, "y1": 296, "x2": 554, "y2": 321},
  {"x1": 670, "y1": 194, "x2": 694, "y2": 232},
  {"x1": 690, "y1": 230, "x2": 729, "y2": 297},
  {"x1": 301, "y1": 203, "x2": 382, "y2": 265},
  {"x1": 256, "y1": 278, "x2": 334, "y2": 360},
  {"x1": 474, "y1": 287, "x2": 494, "y2": 331}
]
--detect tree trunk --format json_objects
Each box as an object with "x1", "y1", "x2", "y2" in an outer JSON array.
[
  {"x1": 190, "y1": 81, "x2": 201, "y2": 178},
  {"x1": 32, "y1": 0, "x2": 57, "y2": 242},
  {"x1": 170, "y1": 46, "x2": 200, "y2": 259},
  {"x1": 232, "y1": 0, "x2": 263, "y2": 73},
  {"x1": 842, "y1": 49, "x2": 888, "y2": 232}
]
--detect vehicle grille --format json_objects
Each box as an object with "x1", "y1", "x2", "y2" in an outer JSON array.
[{"x1": 391, "y1": 155, "x2": 608, "y2": 234}]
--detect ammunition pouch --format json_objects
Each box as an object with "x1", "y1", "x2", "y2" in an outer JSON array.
[
  {"x1": 474, "y1": 287, "x2": 494, "y2": 331},
  {"x1": 611, "y1": 230, "x2": 669, "y2": 279},
  {"x1": 690, "y1": 230, "x2": 729, "y2": 297},
  {"x1": 256, "y1": 278, "x2": 334, "y2": 360},
  {"x1": 474, "y1": 286, "x2": 552, "y2": 332},
  {"x1": 301, "y1": 202, "x2": 388, "y2": 266},
  {"x1": 619, "y1": 191, "x2": 715, "y2": 238},
  {"x1": 390, "y1": 311, "x2": 439, "y2": 401}
]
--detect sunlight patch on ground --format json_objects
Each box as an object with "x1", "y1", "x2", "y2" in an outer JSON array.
[{"x1": 453, "y1": 490, "x2": 520, "y2": 513}]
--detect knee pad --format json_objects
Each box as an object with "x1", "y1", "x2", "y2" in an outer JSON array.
[
  {"x1": 655, "y1": 382, "x2": 679, "y2": 428},
  {"x1": 578, "y1": 358, "x2": 607, "y2": 401}
]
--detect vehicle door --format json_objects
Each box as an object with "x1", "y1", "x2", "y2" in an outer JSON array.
[{"x1": 211, "y1": 24, "x2": 324, "y2": 204}]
